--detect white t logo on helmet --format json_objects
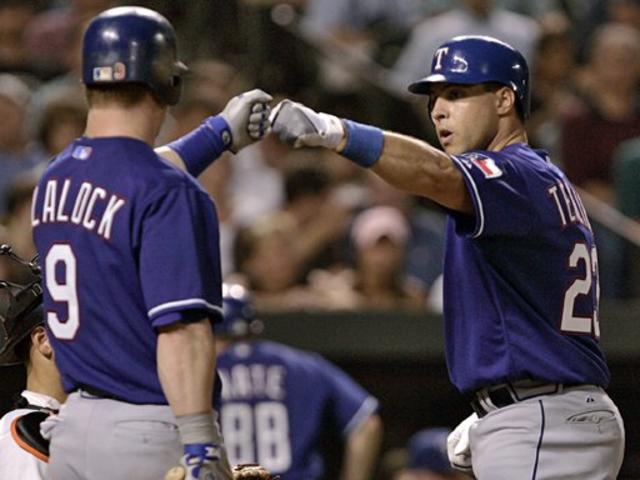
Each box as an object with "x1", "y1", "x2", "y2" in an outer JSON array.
[{"x1": 434, "y1": 47, "x2": 449, "y2": 70}]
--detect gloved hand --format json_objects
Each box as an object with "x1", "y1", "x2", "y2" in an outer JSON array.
[
  {"x1": 220, "y1": 89, "x2": 273, "y2": 152},
  {"x1": 179, "y1": 443, "x2": 223, "y2": 480},
  {"x1": 447, "y1": 412, "x2": 478, "y2": 476},
  {"x1": 270, "y1": 99, "x2": 345, "y2": 149}
]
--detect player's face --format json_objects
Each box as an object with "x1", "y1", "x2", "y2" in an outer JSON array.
[{"x1": 429, "y1": 83, "x2": 500, "y2": 155}]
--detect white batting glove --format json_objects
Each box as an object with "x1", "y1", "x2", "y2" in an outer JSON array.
[
  {"x1": 270, "y1": 99, "x2": 345, "y2": 149},
  {"x1": 447, "y1": 412, "x2": 478, "y2": 476},
  {"x1": 220, "y1": 89, "x2": 273, "y2": 153}
]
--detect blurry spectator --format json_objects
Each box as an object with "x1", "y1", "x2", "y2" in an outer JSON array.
[
  {"x1": 24, "y1": 0, "x2": 119, "y2": 78},
  {"x1": 183, "y1": 60, "x2": 250, "y2": 110},
  {"x1": 33, "y1": 89, "x2": 86, "y2": 158},
  {"x1": 381, "y1": 428, "x2": 466, "y2": 480},
  {"x1": 561, "y1": 23, "x2": 640, "y2": 204},
  {"x1": 280, "y1": 164, "x2": 352, "y2": 272},
  {"x1": 0, "y1": 169, "x2": 40, "y2": 283},
  {"x1": 348, "y1": 206, "x2": 426, "y2": 310},
  {"x1": 0, "y1": 75, "x2": 42, "y2": 216},
  {"x1": 365, "y1": 173, "x2": 445, "y2": 295},
  {"x1": 560, "y1": 22, "x2": 640, "y2": 298},
  {"x1": 233, "y1": 215, "x2": 312, "y2": 310},
  {"x1": 527, "y1": 14, "x2": 576, "y2": 154},
  {"x1": 0, "y1": 0, "x2": 39, "y2": 74},
  {"x1": 393, "y1": 0, "x2": 539, "y2": 89}
]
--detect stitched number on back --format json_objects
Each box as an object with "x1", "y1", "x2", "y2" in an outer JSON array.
[
  {"x1": 221, "y1": 402, "x2": 292, "y2": 472},
  {"x1": 561, "y1": 243, "x2": 600, "y2": 337},
  {"x1": 45, "y1": 244, "x2": 80, "y2": 339}
]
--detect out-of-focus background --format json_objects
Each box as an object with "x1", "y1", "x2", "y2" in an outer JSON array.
[{"x1": 0, "y1": 0, "x2": 639, "y2": 477}]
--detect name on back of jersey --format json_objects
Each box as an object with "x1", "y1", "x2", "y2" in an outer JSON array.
[
  {"x1": 32, "y1": 179, "x2": 126, "y2": 241},
  {"x1": 218, "y1": 364, "x2": 286, "y2": 401}
]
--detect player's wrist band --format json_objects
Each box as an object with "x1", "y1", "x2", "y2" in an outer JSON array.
[
  {"x1": 166, "y1": 115, "x2": 232, "y2": 177},
  {"x1": 175, "y1": 411, "x2": 216, "y2": 445},
  {"x1": 340, "y1": 119, "x2": 384, "y2": 168}
]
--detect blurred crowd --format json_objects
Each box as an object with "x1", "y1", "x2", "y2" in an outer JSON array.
[{"x1": 2, "y1": 0, "x2": 640, "y2": 312}]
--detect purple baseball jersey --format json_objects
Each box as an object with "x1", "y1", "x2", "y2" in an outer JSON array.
[
  {"x1": 445, "y1": 143, "x2": 609, "y2": 393},
  {"x1": 32, "y1": 137, "x2": 224, "y2": 404},
  {"x1": 216, "y1": 340, "x2": 378, "y2": 480}
]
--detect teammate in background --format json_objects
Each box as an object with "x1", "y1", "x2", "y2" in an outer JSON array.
[
  {"x1": 391, "y1": 428, "x2": 467, "y2": 480},
  {"x1": 0, "y1": 245, "x2": 61, "y2": 479},
  {"x1": 32, "y1": 7, "x2": 271, "y2": 480},
  {"x1": 216, "y1": 283, "x2": 382, "y2": 480},
  {"x1": 271, "y1": 35, "x2": 625, "y2": 479}
]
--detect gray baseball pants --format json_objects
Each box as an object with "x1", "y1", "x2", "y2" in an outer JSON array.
[
  {"x1": 47, "y1": 391, "x2": 233, "y2": 480},
  {"x1": 470, "y1": 385, "x2": 625, "y2": 479}
]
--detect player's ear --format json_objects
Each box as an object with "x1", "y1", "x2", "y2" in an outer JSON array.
[
  {"x1": 32, "y1": 326, "x2": 53, "y2": 359},
  {"x1": 495, "y1": 86, "x2": 516, "y2": 116}
]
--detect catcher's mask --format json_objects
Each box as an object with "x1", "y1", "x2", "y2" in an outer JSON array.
[{"x1": 0, "y1": 244, "x2": 43, "y2": 366}]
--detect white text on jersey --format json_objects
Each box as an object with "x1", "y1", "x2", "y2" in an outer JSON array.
[
  {"x1": 218, "y1": 364, "x2": 286, "y2": 401},
  {"x1": 547, "y1": 179, "x2": 592, "y2": 231},
  {"x1": 31, "y1": 179, "x2": 126, "y2": 241}
]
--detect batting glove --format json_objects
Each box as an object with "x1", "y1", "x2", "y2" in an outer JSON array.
[
  {"x1": 270, "y1": 99, "x2": 345, "y2": 150},
  {"x1": 220, "y1": 89, "x2": 273, "y2": 153},
  {"x1": 447, "y1": 412, "x2": 478, "y2": 476},
  {"x1": 180, "y1": 443, "x2": 223, "y2": 480}
]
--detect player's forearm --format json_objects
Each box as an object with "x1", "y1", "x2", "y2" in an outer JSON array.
[
  {"x1": 367, "y1": 132, "x2": 472, "y2": 213},
  {"x1": 340, "y1": 415, "x2": 383, "y2": 480},
  {"x1": 157, "y1": 319, "x2": 216, "y2": 416}
]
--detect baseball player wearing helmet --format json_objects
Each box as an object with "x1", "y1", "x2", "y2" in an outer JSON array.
[
  {"x1": 215, "y1": 284, "x2": 382, "y2": 480},
  {"x1": 31, "y1": 6, "x2": 271, "y2": 480},
  {"x1": 271, "y1": 35, "x2": 625, "y2": 479},
  {"x1": 0, "y1": 245, "x2": 62, "y2": 479}
]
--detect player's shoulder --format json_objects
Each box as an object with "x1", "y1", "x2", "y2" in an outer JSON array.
[{"x1": 456, "y1": 144, "x2": 555, "y2": 179}]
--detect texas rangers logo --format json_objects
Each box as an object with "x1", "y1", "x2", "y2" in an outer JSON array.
[{"x1": 433, "y1": 47, "x2": 469, "y2": 73}]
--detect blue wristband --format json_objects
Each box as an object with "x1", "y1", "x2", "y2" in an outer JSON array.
[
  {"x1": 166, "y1": 115, "x2": 232, "y2": 177},
  {"x1": 341, "y1": 120, "x2": 384, "y2": 168}
]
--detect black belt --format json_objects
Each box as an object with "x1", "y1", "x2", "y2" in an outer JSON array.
[
  {"x1": 469, "y1": 382, "x2": 584, "y2": 418},
  {"x1": 75, "y1": 384, "x2": 125, "y2": 402}
]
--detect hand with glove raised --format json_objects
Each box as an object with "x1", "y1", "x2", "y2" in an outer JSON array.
[
  {"x1": 270, "y1": 99, "x2": 385, "y2": 168},
  {"x1": 164, "y1": 89, "x2": 272, "y2": 177}
]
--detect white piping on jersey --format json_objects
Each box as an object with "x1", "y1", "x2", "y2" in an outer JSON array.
[
  {"x1": 342, "y1": 396, "x2": 379, "y2": 437},
  {"x1": 451, "y1": 155, "x2": 485, "y2": 238},
  {"x1": 148, "y1": 298, "x2": 223, "y2": 318}
]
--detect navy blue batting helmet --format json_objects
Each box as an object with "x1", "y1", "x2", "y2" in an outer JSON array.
[
  {"x1": 406, "y1": 428, "x2": 454, "y2": 474},
  {"x1": 408, "y1": 35, "x2": 530, "y2": 118},
  {"x1": 82, "y1": 6, "x2": 187, "y2": 105},
  {"x1": 215, "y1": 284, "x2": 263, "y2": 338}
]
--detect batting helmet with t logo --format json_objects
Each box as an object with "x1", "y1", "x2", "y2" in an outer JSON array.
[{"x1": 408, "y1": 35, "x2": 530, "y2": 118}]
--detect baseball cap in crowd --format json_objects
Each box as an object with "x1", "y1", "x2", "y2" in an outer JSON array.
[
  {"x1": 351, "y1": 206, "x2": 410, "y2": 249},
  {"x1": 406, "y1": 428, "x2": 453, "y2": 474}
]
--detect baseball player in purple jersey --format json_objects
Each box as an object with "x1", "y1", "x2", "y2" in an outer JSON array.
[
  {"x1": 216, "y1": 284, "x2": 382, "y2": 480},
  {"x1": 270, "y1": 35, "x2": 625, "y2": 479},
  {"x1": 32, "y1": 7, "x2": 271, "y2": 480}
]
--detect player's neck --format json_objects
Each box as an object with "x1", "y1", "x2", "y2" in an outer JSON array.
[
  {"x1": 487, "y1": 120, "x2": 528, "y2": 152},
  {"x1": 26, "y1": 358, "x2": 67, "y2": 404},
  {"x1": 84, "y1": 104, "x2": 166, "y2": 145}
]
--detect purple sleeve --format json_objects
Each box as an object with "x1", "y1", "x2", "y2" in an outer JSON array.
[
  {"x1": 139, "y1": 186, "x2": 223, "y2": 328},
  {"x1": 317, "y1": 356, "x2": 378, "y2": 436},
  {"x1": 449, "y1": 151, "x2": 537, "y2": 238}
]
